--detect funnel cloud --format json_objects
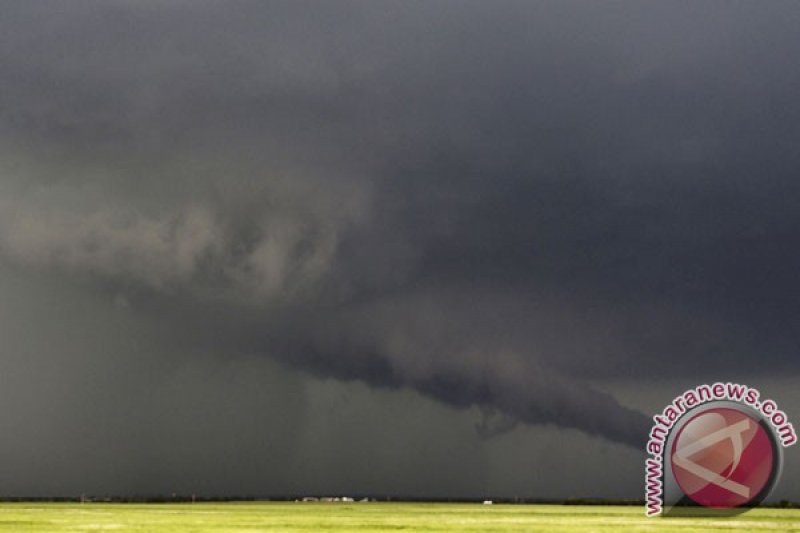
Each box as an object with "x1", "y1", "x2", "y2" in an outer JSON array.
[{"x1": 1, "y1": 0, "x2": 800, "y2": 498}]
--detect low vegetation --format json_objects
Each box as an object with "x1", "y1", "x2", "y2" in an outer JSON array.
[{"x1": 1, "y1": 502, "x2": 799, "y2": 532}]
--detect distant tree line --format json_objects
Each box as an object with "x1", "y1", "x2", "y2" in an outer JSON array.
[{"x1": 0, "y1": 495, "x2": 797, "y2": 507}]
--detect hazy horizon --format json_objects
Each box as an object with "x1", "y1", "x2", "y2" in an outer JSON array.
[{"x1": 1, "y1": 0, "x2": 799, "y2": 501}]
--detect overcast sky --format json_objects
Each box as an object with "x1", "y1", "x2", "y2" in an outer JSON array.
[{"x1": 1, "y1": 0, "x2": 800, "y2": 500}]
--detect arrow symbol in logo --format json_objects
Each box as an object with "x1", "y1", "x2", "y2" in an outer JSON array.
[{"x1": 672, "y1": 418, "x2": 751, "y2": 498}]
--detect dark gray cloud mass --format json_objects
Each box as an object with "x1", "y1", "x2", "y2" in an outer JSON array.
[{"x1": 1, "y1": 0, "x2": 800, "y2": 497}]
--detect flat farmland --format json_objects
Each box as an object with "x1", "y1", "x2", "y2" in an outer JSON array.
[{"x1": 0, "y1": 502, "x2": 799, "y2": 532}]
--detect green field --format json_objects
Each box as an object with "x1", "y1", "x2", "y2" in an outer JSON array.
[{"x1": 1, "y1": 502, "x2": 799, "y2": 532}]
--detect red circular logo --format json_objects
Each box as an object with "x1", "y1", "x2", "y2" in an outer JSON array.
[{"x1": 671, "y1": 407, "x2": 775, "y2": 508}]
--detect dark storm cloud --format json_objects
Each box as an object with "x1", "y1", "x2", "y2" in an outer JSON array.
[{"x1": 2, "y1": 0, "x2": 800, "y2": 479}]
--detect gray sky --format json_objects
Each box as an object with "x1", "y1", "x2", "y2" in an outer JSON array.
[{"x1": 1, "y1": 0, "x2": 800, "y2": 499}]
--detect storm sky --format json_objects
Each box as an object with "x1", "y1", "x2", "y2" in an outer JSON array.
[{"x1": 1, "y1": 0, "x2": 800, "y2": 499}]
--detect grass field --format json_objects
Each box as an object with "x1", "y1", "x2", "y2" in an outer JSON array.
[{"x1": 1, "y1": 502, "x2": 799, "y2": 532}]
